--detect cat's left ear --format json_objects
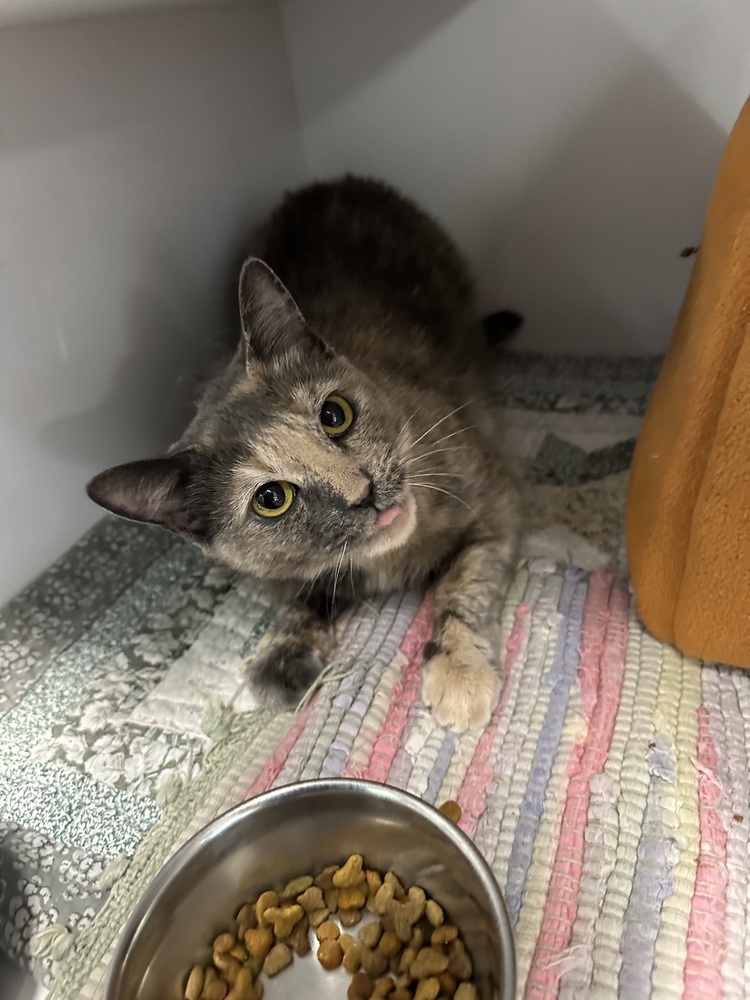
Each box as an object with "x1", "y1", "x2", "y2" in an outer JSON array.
[
  {"x1": 86, "y1": 453, "x2": 204, "y2": 536},
  {"x1": 239, "y1": 258, "x2": 327, "y2": 364}
]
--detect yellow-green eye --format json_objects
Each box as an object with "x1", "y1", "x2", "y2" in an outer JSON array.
[
  {"x1": 320, "y1": 394, "x2": 354, "y2": 437},
  {"x1": 251, "y1": 480, "x2": 295, "y2": 518}
]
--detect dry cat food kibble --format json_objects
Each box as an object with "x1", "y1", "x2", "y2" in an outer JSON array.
[
  {"x1": 437, "y1": 801, "x2": 462, "y2": 825},
  {"x1": 182, "y1": 854, "x2": 479, "y2": 1000}
]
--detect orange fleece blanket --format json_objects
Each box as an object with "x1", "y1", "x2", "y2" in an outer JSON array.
[{"x1": 627, "y1": 96, "x2": 750, "y2": 665}]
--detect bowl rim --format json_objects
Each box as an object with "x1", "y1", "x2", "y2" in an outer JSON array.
[{"x1": 103, "y1": 777, "x2": 516, "y2": 999}]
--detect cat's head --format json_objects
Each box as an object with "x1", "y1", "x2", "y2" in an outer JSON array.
[{"x1": 86, "y1": 259, "x2": 419, "y2": 581}]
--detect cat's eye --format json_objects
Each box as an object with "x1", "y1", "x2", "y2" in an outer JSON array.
[
  {"x1": 251, "y1": 480, "x2": 295, "y2": 518},
  {"x1": 320, "y1": 394, "x2": 354, "y2": 437}
]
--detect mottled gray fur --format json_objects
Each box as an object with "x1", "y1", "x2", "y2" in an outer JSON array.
[{"x1": 87, "y1": 176, "x2": 520, "y2": 731}]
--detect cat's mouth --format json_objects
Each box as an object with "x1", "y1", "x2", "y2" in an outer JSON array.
[
  {"x1": 359, "y1": 490, "x2": 417, "y2": 557},
  {"x1": 375, "y1": 503, "x2": 404, "y2": 529}
]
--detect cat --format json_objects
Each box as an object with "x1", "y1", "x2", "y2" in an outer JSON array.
[{"x1": 87, "y1": 176, "x2": 520, "y2": 732}]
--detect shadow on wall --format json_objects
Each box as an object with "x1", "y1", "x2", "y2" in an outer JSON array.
[
  {"x1": 0, "y1": 0, "x2": 307, "y2": 605},
  {"x1": 37, "y1": 250, "x2": 234, "y2": 466},
  {"x1": 213, "y1": 0, "x2": 477, "y2": 341},
  {"x1": 283, "y1": 0, "x2": 737, "y2": 355},
  {"x1": 0, "y1": 6, "x2": 282, "y2": 156},
  {"x1": 281, "y1": 0, "x2": 473, "y2": 121},
  {"x1": 478, "y1": 49, "x2": 726, "y2": 355}
]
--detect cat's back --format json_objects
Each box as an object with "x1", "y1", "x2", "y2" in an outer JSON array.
[{"x1": 254, "y1": 175, "x2": 478, "y2": 351}]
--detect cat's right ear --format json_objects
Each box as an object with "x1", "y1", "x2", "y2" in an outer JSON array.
[
  {"x1": 238, "y1": 257, "x2": 327, "y2": 365},
  {"x1": 86, "y1": 453, "x2": 204, "y2": 536}
]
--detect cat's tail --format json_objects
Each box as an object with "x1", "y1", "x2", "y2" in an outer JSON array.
[{"x1": 482, "y1": 310, "x2": 524, "y2": 347}]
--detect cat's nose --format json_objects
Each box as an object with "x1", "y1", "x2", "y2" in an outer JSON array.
[{"x1": 350, "y1": 477, "x2": 376, "y2": 508}]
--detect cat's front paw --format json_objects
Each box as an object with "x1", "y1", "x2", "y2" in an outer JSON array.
[
  {"x1": 422, "y1": 650, "x2": 500, "y2": 732},
  {"x1": 248, "y1": 640, "x2": 324, "y2": 711}
]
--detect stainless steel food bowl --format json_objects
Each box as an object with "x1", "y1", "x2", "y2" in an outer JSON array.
[{"x1": 103, "y1": 779, "x2": 515, "y2": 999}]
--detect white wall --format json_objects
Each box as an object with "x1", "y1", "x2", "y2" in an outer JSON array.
[
  {"x1": 2, "y1": 0, "x2": 748, "y2": 603},
  {"x1": 0, "y1": 0, "x2": 240, "y2": 28},
  {"x1": 282, "y1": 0, "x2": 750, "y2": 354},
  {"x1": 0, "y1": 3, "x2": 306, "y2": 604}
]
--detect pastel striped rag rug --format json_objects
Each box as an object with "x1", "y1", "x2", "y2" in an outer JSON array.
[{"x1": 1, "y1": 355, "x2": 747, "y2": 999}]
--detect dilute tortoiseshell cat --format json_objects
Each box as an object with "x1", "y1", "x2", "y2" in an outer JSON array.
[{"x1": 87, "y1": 176, "x2": 520, "y2": 732}]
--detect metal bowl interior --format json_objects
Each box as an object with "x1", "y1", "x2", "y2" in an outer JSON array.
[{"x1": 104, "y1": 779, "x2": 515, "y2": 999}]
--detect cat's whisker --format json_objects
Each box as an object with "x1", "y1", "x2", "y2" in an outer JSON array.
[
  {"x1": 404, "y1": 445, "x2": 469, "y2": 466},
  {"x1": 409, "y1": 481, "x2": 477, "y2": 518},
  {"x1": 401, "y1": 406, "x2": 421, "y2": 437},
  {"x1": 300, "y1": 557, "x2": 332, "y2": 606},
  {"x1": 298, "y1": 567, "x2": 324, "y2": 606},
  {"x1": 405, "y1": 469, "x2": 462, "y2": 480},
  {"x1": 405, "y1": 400, "x2": 473, "y2": 453},
  {"x1": 396, "y1": 405, "x2": 421, "y2": 453},
  {"x1": 406, "y1": 455, "x2": 464, "y2": 477},
  {"x1": 331, "y1": 542, "x2": 348, "y2": 619},
  {"x1": 424, "y1": 425, "x2": 477, "y2": 449},
  {"x1": 293, "y1": 570, "x2": 319, "y2": 602}
]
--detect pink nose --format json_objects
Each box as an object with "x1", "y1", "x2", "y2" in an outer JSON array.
[{"x1": 350, "y1": 478, "x2": 374, "y2": 507}]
